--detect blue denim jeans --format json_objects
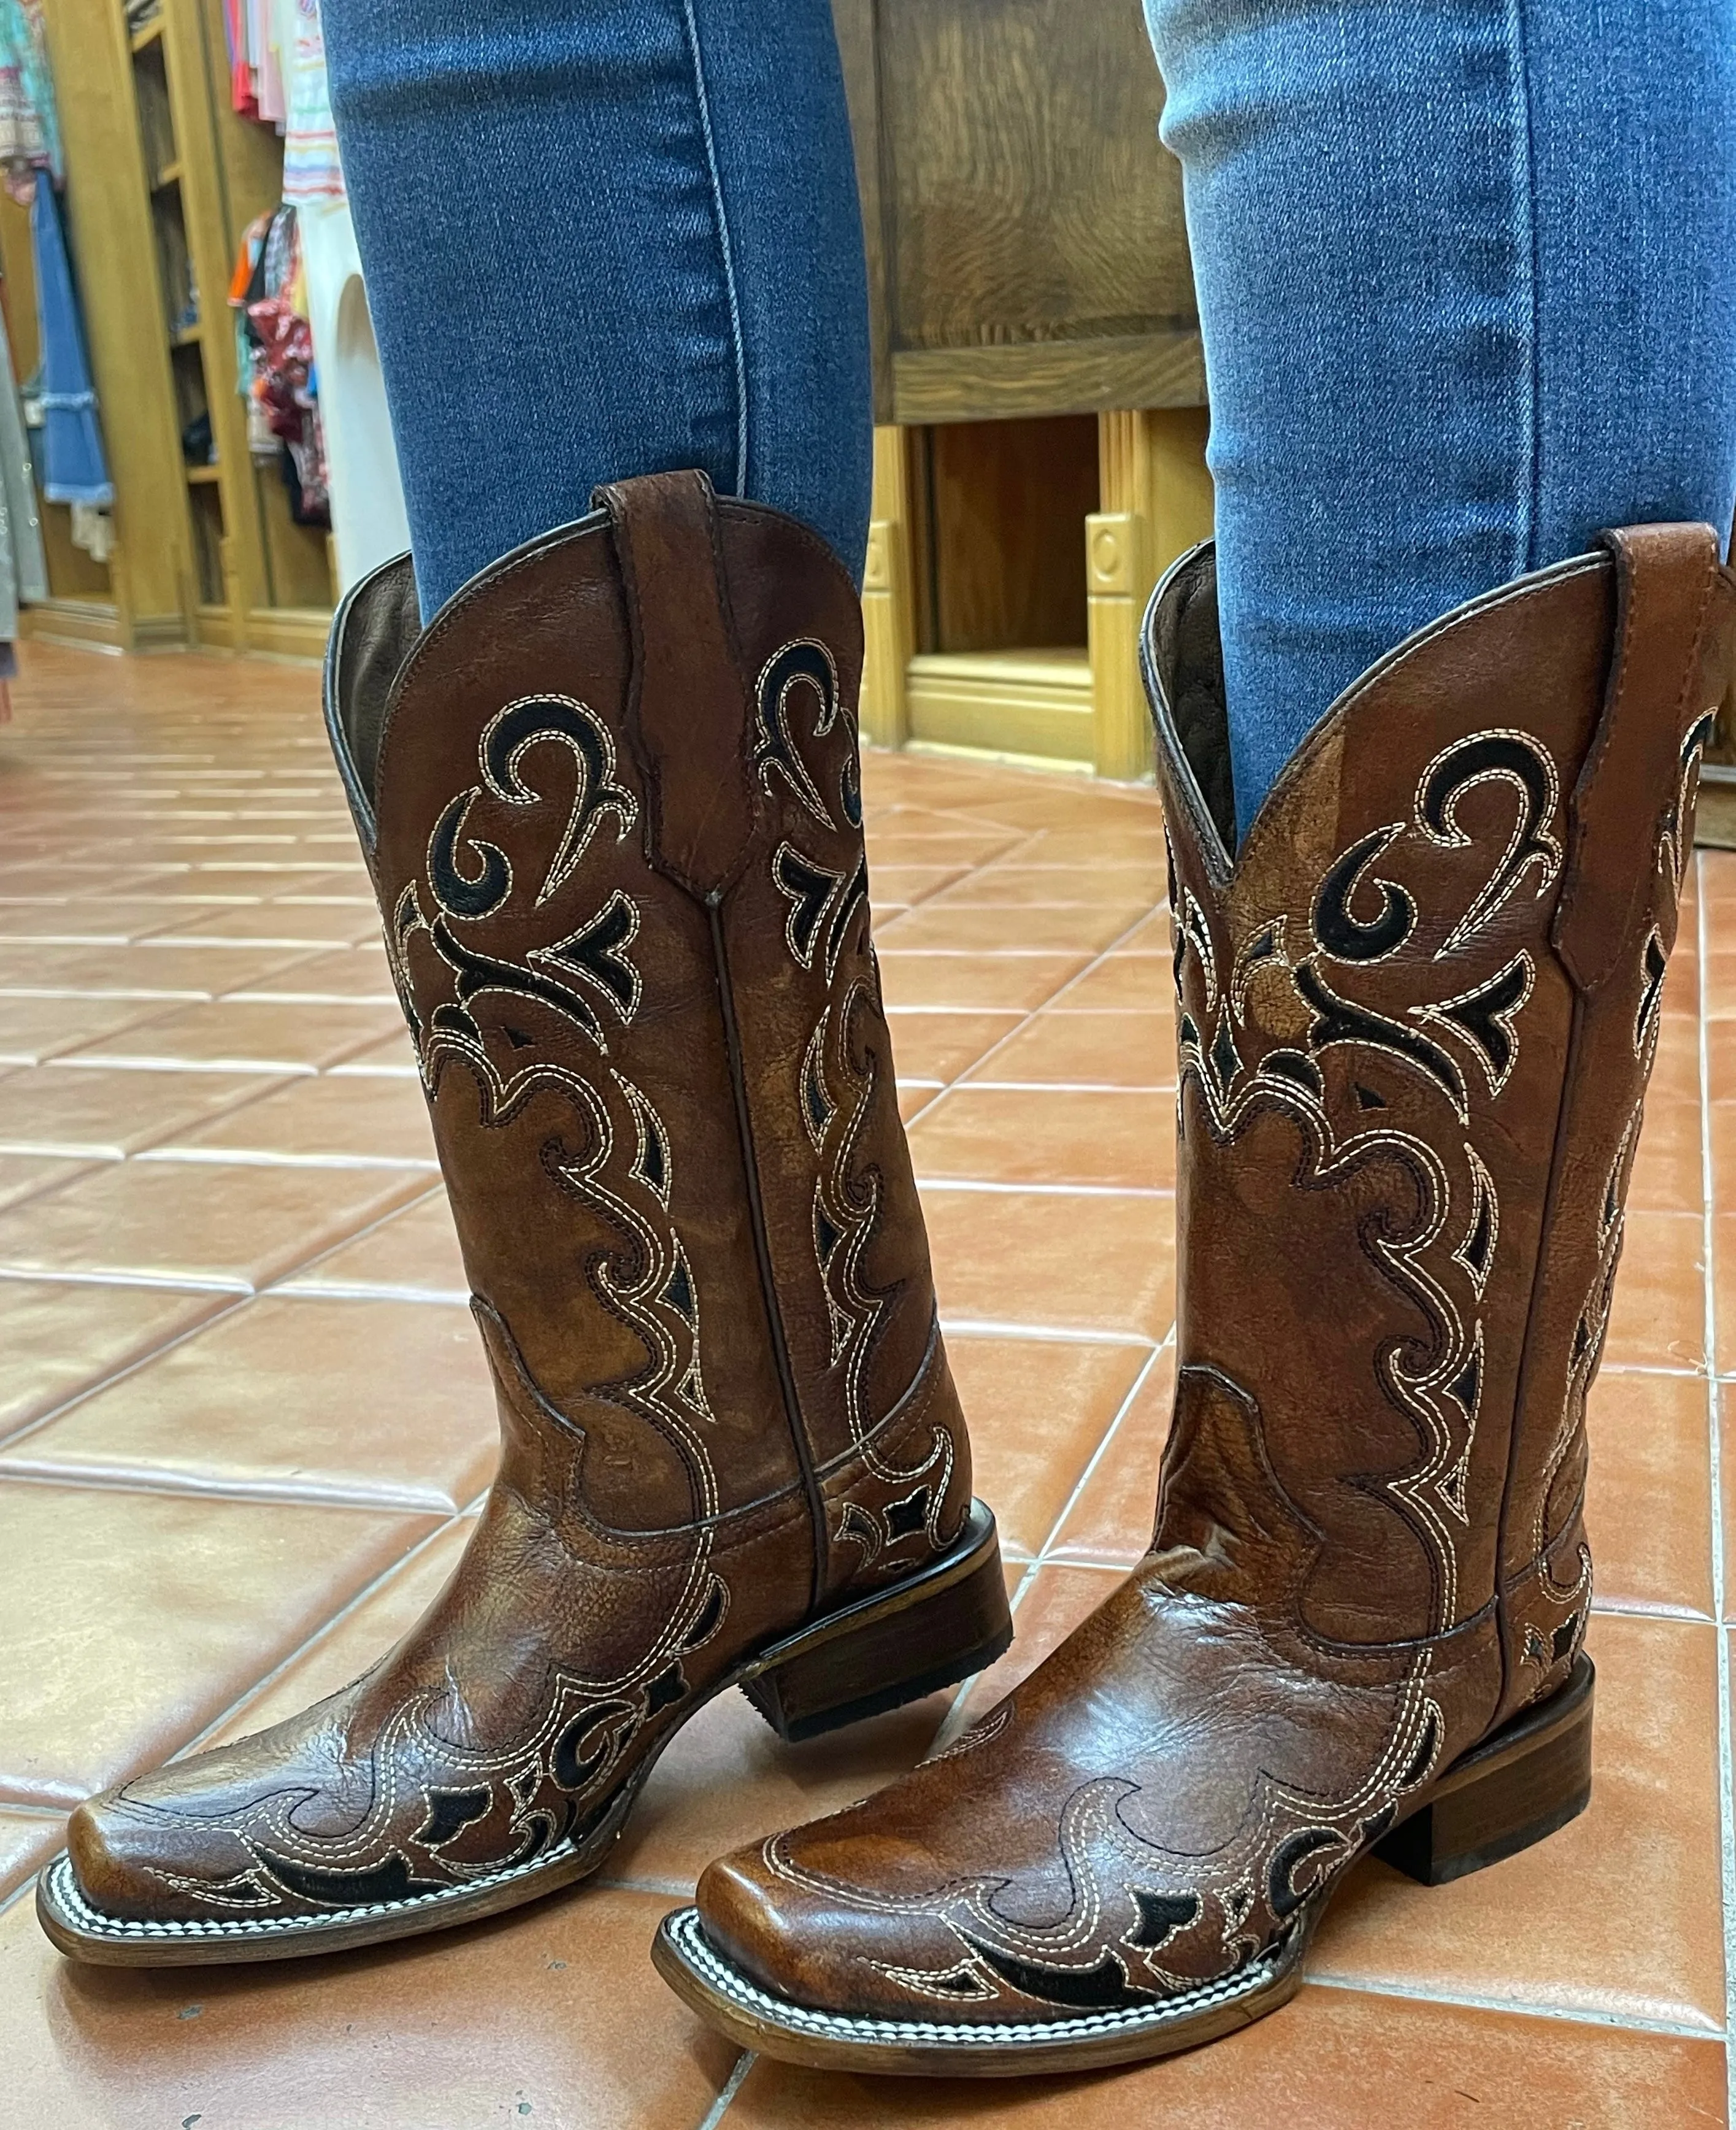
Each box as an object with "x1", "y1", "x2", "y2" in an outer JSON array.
[
  {"x1": 320, "y1": 0, "x2": 871, "y2": 619},
  {"x1": 324, "y1": 0, "x2": 1736, "y2": 832},
  {"x1": 1146, "y1": 0, "x2": 1736, "y2": 834}
]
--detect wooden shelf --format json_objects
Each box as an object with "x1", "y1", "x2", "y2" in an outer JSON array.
[
  {"x1": 129, "y1": 16, "x2": 163, "y2": 53},
  {"x1": 169, "y1": 322, "x2": 201, "y2": 347},
  {"x1": 151, "y1": 160, "x2": 180, "y2": 190},
  {"x1": 185, "y1": 461, "x2": 220, "y2": 484},
  {"x1": 905, "y1": 647, "x2": 1093, "y2": 767}
]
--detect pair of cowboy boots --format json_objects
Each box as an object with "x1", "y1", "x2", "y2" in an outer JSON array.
[{"x1": 39, "y1": 472, "x2": 1733, "y2": 2082}]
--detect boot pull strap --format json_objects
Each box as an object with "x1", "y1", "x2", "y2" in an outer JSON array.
[
  {"x1": 1551, "y1": 521, "x2": 1723, "y2": 993},
  {"x1": 596, "y1": 469, "x2": 758, "y2": 902}
]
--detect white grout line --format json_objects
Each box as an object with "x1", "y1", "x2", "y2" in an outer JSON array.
[
  {"x1": 899, "y1": 900, "x2": 1163, "y2": 1133},
  {"x1": 272, "y1": 1277, "x2": 471, "y2": 1306},
  {"x1": 0, "y1": 1458, "x2": 462, "y2": 1515},
  {"x1": 156, "y1": 1504, "x2": 485, "y2": 1771},
  {"x1": 915, "y1": 1177, "x2": 1172, "y2": 1200},
  {"x1": 696, "y1": 2049, "x2": 758, "y2": 2128},
  {"x1": 1586, "y1": 1594, "x2": 1715, "y2": 1624},
  {"x1": 0, "y1": 1318, "x2": 251, "y2": 1469},
  {"x1": 46, "y1": 1054, "x2": 316, "y2": 1076},
  {"x1": 1030, "y1": 1336, "x2": 1171, "y2": 1576},
  {"x1": 1307, "y1": 1966, "x2": 1725, "y2": 2043},
  {"x1": 939, "y1": 1318, "x2": 1158, "y2": 1348},
  {"x1": 1697, "y1": 853, "x2": 1736, "y2": 2093},
  {"x1": 960, "y1": 1079, "x2": 1175, "y2": 1095},
  {"x1": 134, "y1": 1148, "x2": 440, "y2": 1172},
  {"x1": 925, "y1": 1334, "x2": 1172, "y2": 1759},
  {"x1": 0, "y1": 1264, "x2": 253, "y2": 1294}
]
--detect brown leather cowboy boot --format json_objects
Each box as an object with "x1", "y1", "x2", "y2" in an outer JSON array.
[
  {"x1": 653, "y1": 523, "x2": 1734, "y2": 2075},
  {"x1": 36, "y1": 471, "x2": 1010, "y2": 1966}
]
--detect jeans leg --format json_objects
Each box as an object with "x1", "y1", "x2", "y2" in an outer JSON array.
[
  {"x1": 320, "y1": 0, "x2": 872, "y2": 618},
  {"x1": 1144, "y1": 0, "x2": 1736, "y2": 840}
]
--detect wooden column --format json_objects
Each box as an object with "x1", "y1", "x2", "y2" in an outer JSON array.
[
  {"x1": 1088, "y1": 407, "x2": 1212, "y2": 779},
  {"x1": 860, "y1": 424, "x2": 915, "y2": 749}
]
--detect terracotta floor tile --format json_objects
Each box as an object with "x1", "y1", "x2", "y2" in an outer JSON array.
[
  {"x1": 147, "y1": 1069, "x2": 438, "y2": 1168},
  {"x1": 881, "y1": 1007, "x2": 1023, "y2": 1085},
  {"x1": 0, "y1": 896, "x2": 198, "y2": 944},
  {"x1": 1711, "y1": 1100, "x2": 1736, "y2": 1207},
  {"x1": 1702, "y1": 944, "x2": 1736, "y2": 1017},
  {"x1": 1660, "y1": 951, "x2": 1700, "y2": 1021},
  {"x1": 922, "y1": 1185, "x2": 1175, "y2": 1341},
  {"x1": 971, "y1": 798, "x2": 1164, "y2": 839},
  {"x1": 0, "y1": 1279, "x2": 228, "y2": 1447},
  {"x1": 0, "y1": 1809, "x2": 61, "y2": 1902},
  {"x1": 328, "y1": 1035, "x2": 421, "y2": 1084},
  {"x1": 724, "y1": 1987, "x2": 1726, "y2": 2128},
  {"x1": 0, "y1": 1061, "x2": 291, "y2": 1157},
  {"x1": 948, "y1": 1564, "x2": 1126, "y2": 1732},
  {"x1": 1627, "y1": 1091, "x2": 1706, "y2": 1215},
  {"x1": 908, "y1": 1086, "x2": 1173, "y2": 1190},
  {"x1": 0, "y1": 1482, "x2": 440, "y2": 1804},
  {"x1": 0, "y1": 940, "x2": 201, "y2": 995},
  {"x1": 149, "y1": 896, "x2": 381, "y2": 947},
  {"x1": 0, "y1": 1295, "x2": 497, "y2": 1510},
  {"x1": 863, "y1": 829, "x2": 1023, "y2": 872},
  {"x1": 866, "y1": 862, "x2": 974, "y2": 907},
  {"x1": 0, "y1": 1885, "x2": 734, "y2": 2130},
  {"x1": 613, "y1": 1685, "x2": 953, "y2": 1894},
  {"x1": 43, "y1": 939, "x2": 325, "y2": 996},
  {"x1": 202, "y1": 1517, "x2": 477, "y2": 1746},
  {"x1": 945, "y1": 1336, "x2": 1148, "y2": 1560},
  {"x1": 1587, "y1": 1369, "x2": 1713, "y2": 1617},
  {"x1": 1313, "y1": 1613, "x2": 1724, "y2": 2031},
  {"x1": 1719, "y1": 1215, "x2": 1736, "y2": 1375},
  {"x1": 1046, "y1": 1345, "x2": 1175, "y2": 1566},
  {"x1": 0, "y1": 1157, "x2": 428, "y2": 1291},
  {"x1": 1602, "y1": 1211, "x2": 1707, "y2": 1370},
  {"x1": 0, "y1": 1152, "x2": 93, "y2": 1212},
  {"x1": 278, "y1": 1186, "x2": 467, "y2": 1300},
  {"x1": 61, "y1": 996, "x2": 402, "y2": 1073},
  {"x1": 936, "y1": 859, "x2": 1166, "y2": 907},
  {"x1": 0, "y1": 991, "x2": 183, "y2": 1066},
  {"x1": 1648, "y1": 1028, "x2": 1704, "y2": 1107},
  {"x1": 877, "y1": 950, "x2": 1093, "y2": 1013},
  {"x1": 1045, "y1": 951, "x2": 1169, "y2": 1013},
  {"x1": 974, "y1": 1007, "x2": 1176, "y2": 1088},
  {"x1": 223, "y1": 941, "x2": 396, "y2": 1003},
  {"x1": 879, "y1": 901, "x2": 1148, "y2": 955}
]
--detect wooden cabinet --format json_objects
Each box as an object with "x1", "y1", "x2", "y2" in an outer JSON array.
[
  {"x1": 23, "y1": 0, "x2": 332, "y2": 656},
  {"x1": 837, "y1": 0, "x2": 1213, "y2": 777}
]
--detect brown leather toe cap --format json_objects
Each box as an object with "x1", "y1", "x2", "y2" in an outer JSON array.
[
  {"x1": 694, "y1": 1835, "x2": 975, "y2": 2020},
  {"x1": 62, "y1": 1757, "x2": 285, "y2": 1926}
]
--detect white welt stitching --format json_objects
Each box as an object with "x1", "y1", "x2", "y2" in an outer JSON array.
[{"x1": 661, "y1": 1906, "x2": 1290, "y2": 2045}]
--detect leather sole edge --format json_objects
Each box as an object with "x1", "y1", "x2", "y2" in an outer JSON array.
[{"x1": 650, "y1": 1905, "x2": 1306, "y2": 2077}]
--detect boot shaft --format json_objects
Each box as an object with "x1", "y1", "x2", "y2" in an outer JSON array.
[
  {"x1": 1144, "y1": 529, "x2": 1734, "y2": 1697},
  {"x1": 325, "y1": 472, "x2": 969, "y2": 1604}
]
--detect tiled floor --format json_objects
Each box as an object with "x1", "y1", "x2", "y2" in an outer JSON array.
[{"x1": 0, "y1": 640, "x2": 1733, "y2": 2128}]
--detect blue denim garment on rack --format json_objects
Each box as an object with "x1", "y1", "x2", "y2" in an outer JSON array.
[{"x1": 32, "y1": 179, "x2": 113, "y2": 510}]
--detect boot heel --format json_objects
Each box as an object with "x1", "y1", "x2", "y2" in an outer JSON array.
[
  {"x1": 742, "y1": 1500, "x2": 1013, "y2": 1744},
  {"x1": 1374, "y1": 1654, "x2": 1594, "y2": 1887}
]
